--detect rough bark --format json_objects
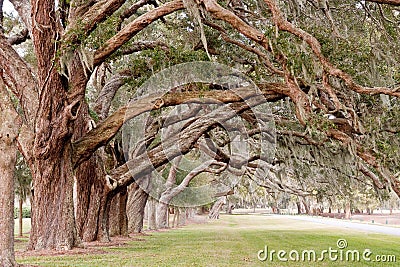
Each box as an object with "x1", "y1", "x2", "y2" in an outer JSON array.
[
  {"x1": 0, "y1": 35, "x2": 38, "y2": 126},
  {"x1": 66, "y1": 0, "x2": 126, "y2": 46},
  {"x1": 73, "y1": 103, "x2": 109, "y2": 242},
  {"x1": 0, "y1": 80, "x2": 19, "y2": 267},
  {"x1": 147, "y1": 197, "x2": 157, "y2": 230},
  {"x1": 75, "y1": 152, "x2": 108, "y2": 242},
  {"x1": 93, "y1": 0, "x2": 185, "y2": 66},
  {"x1": 93, "y1": 71, "x2": 131, "y2": 121},
  {"x1": 29, "y1": 22, "x2": 88, "y2": 253},
  {"x1": 156, "y1": 202, "x2": 170, "y2": 229},
  {"x1": 127, "y1": 182, "x2": 149, "y2": 233},
  {"x1": 29, "y1": 147, "x2": 82, "y2": 250},
  {"x1": 109, "y1": 188, "x2": 128, "y2": 237},
  {"x1": 1, "y1": 0, "x2": 398, "y2": 254}
]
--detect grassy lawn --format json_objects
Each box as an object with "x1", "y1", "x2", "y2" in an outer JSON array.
[
  {"x1": 16, "y1": 215, "x2": 400, "y2": 266},
  {"x1": 14, "y1": 218, "x2": 31, "y2": 252}
]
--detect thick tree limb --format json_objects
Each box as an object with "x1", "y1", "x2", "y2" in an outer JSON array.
[
  {"x1": 109, "y1": 96, "x2": 267, "y2": 192},
  {"x1": 160, "y1": 160, "x2": 227, "y2": 204},
  {"x1": 359, "y1": 164, "x2": 384, "y2": 189},
  {"x1": 263, "y1": 0, "x2": 400, "y2": 98},
  {"x1": 201, "y1": 0, "x2": 270, "y2": 50},
  {"x1": 72, "y1": 84, "x2": 285, "y2": 167},
  {"x1": 0, "y1": 35, "x2": 38, "y2": 125},
  {"x1": 201, "y1": 1, "x2": 311, "y2": 123},
  {"x1": 0, "y1": 77, "x2": 20, "y2": 267},
  {"x1": 65, "y1": 0, "x2": 126, "y2": 46},
  {"x1": 120, "y1": 0, "x2": 150, "y2": 20},
  {"x1": 93, "y1": 70, "x2": 132, "y2": 120},
  {"x1": 93, "y1": 0, "x2": 184, "y2": 66}
]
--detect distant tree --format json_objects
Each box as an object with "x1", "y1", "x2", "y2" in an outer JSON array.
[{"x1": 14, "y1": 152, "x2": 31, "y2": 237}]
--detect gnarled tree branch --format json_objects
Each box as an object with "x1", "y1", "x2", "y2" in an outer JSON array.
[
  {"x1": 0, "y1": 35, "x2": 38, "y2": 126},
  {"x1": 93, "y1": 0, "x2": 184, "y2": 66},
  {"x1": 72, "y1": 84, "x2": 286, "y2": 167},
  {"x1": 263, "y1": 0, "x2": 400, "y2": 97}
]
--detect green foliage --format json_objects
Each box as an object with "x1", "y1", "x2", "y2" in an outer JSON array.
[
  {"x1": 115, "y1": 46, "x2": 210, "y2": 91},
  {"x1": 88, "y1": 108, "x2": 99, "y2": 122},
  {"x1": 14, "y1": 153, "x2": 32, "y2": 202}
]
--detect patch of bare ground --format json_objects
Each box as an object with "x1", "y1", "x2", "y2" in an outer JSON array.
[
  {"x1": 16, "y1": 235, "x2": 145, "y2": 258},
  {"x1": 17, "y1": 215, "x2": 209, "y2": 266}
]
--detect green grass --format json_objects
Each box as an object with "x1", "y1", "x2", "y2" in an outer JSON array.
[
  {"x1": 17, "y1": 215, "x2": 400, "y2": 266},
  {"x1": 14, "y1": 218, "x2": 31, "y2": 252}
]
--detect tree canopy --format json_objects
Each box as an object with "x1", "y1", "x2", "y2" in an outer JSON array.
[{"x1": 0, "y1": 0, "x2": 399, "y2": 261}]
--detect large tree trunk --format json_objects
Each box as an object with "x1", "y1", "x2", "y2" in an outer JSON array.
[
  {"x1": 178, "y1": 207, "x2": 187, "y2": 226},
  {"x1": 147, "y1": 197, "x2": 157, "y2": 230},
  {"x1": 0, "y1": 81, "x2": 19, "y2": 266},
  {"x1": 109, "y1": 188, "x2": 128, "y2": 237},
  {"x1": 156, "y1": 202, "x2": 169, "y2": 229},
  {"x1": 29, "y1": 147, "x2": 81, "y2": 250},
  {"x1": 28, "y1": 0, "x2": 90, "y2": 249},
  {"x1": 127, "y1": 183, "x2": 149, "y2": 233},
  {"x1": 75, "y1": 152, "x2": 108, "y2": 242},
  {"x1": 74, "y1": 104, "x2": 109, "y2": 242}
]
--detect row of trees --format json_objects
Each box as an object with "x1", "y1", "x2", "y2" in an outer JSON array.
[{"x1": 0, "y1": 0, "x2": 399, "y2": 266}]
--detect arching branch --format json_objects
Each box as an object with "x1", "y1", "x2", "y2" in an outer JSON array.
[
  {"x1": 72, "y1": 84, "x2": 286, "y2": 167},
  {"x1": 263, "y1": 0, "x2": 400, "y2": 98},
  {"x1": 0, "y1": 35, "x2": 38, "y2": 126},
  {"x1": 93, "y1": 0, "x2": 184, "y2": 66},
  {"x1": 65, "y1": 0, "x2": 126, "y2": 46}
]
